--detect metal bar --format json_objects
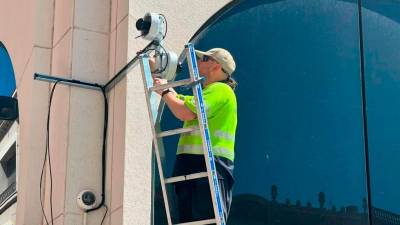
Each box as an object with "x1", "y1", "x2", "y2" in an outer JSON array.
[
  {"x1": 103, "y1": 55, "x2": 140, "y2": 93},
  {"x1": 175, "y1": 219, "x2": 216, "y2": 225},
  {"x1": 34, "y1": 73, "x2": 103, "y2": 91},
  {"x1": 149, "y1": 78, "x2": 193, "y2": 92},
  {"x1": 104, "y1": 41, "x2": 155, "y2": 93},
  {"x1": 179, "y1": 77, "x2": 205, "y2": 90},
  {"x1": 35, "y1": 43, "x2": 155, "y2": 93},
  {"x1": 157, "y1": 126, "x2": 199, "y2": 138},
  {"x1": 164, "y1": 172, "x2": 208, "y2": 184}
]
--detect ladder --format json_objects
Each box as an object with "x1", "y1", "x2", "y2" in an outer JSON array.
[{"x1": 138, "y1": 43, "x2": 226, "y2": 225}]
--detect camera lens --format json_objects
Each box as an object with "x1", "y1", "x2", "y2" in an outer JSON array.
[
  {"x1": 82, "y1": 191, "x2": 96, "y2": 205},
  {"x1": 136, "y1": 18, "x2": 151, "y2": 32}
]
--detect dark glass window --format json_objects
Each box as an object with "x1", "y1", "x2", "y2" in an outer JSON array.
[
  {"x1": 0, "y1": 42, "x2": 16, "y2": 97},
  {"x1": 362, "y1": 0, "x2": 400, "y2": 223},
  {"x1": 151, "y1": 1, "x2": 400, "y2": 224},
  {"x1": 0, "y1": 143, "x2": 16, "y2": 206},
  {"x1": 0, "y1": 42, "x2": 17, "y2": 207}
]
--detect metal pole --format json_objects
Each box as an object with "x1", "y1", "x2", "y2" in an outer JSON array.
[
  {"x1": 103, "y1": 55, "x2": 140, "y2": 93},
  {"x1": 34, "y1": 73, "x2": 103, "y2": 91},
  {"x1": 103, "y1": 42, "x2": 155, "y2": 93}
]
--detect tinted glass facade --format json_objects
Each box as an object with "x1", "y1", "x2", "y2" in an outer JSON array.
[
  {"x1": 153, "y1": 1, "x2": 400, "y2": 224},
  {"x1": 0, "y1": 42, "x2": 16, "y2": 97},
  {"x1": 0, "y1": 42, "x2": 17, "y2": 208},
  {"x1": 362, "y1": 1, "x2": 400, "y2": 224}
]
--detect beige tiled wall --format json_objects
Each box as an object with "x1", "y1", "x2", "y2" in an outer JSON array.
[{"x1": 107, "y1": 1, "x2": 129, "y2": 224}]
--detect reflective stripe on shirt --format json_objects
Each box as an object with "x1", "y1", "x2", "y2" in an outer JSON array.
[
  {"x1": 185, "y1": 130, "x2": 234, "y2": 142},
  {"x1": 214, "y1": 130, "x2": 235, "y2": 142},
  {"x1": 177, "y1": 144, "x2": 234, "y2": 160}
]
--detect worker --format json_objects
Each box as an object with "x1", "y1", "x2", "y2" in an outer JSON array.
[{"x1": 151, "y1": 48, "x2": 237, "y2": 223}]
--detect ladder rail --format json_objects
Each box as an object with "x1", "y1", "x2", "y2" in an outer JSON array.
[
  {"x1": 175, "y1": 219, "x2": 216, "y2": 225},
  {"x1": 141, "y1": 43, "x2": 226, "y2": 225},
  {"x1": 164, "y1": 172, "x2": 208, "y2": 184},
  {"x1": 157, "y1": 126, "x2": 199, "y2": 138},
  {"x1": 149, "y1": 78, "x2": 193, "y2": 92},
  {"x1": 185, "y1": 44, "x2": 226, "y2": 225},
  {"x1": 139, "y1": 55, "x2": 174, "y2": 225}
]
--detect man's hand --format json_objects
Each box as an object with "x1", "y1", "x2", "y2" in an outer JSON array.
[
  {"x1": 149, "y1": 56, "x2": 156, "y2": 72},
  {"x1": 153, "y1": 78, "x2": 196, "y2": 121},
  {"x1": 153, "y1": 77, "x2": 168, "y2": 95}
]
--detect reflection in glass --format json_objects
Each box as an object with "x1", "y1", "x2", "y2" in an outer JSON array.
[
  {"x1": 362, "y1": 0, "x2": 400, "y2": 223},
  {"x1": 0, "y1": 42, "x2": 16, "y2": 96}
]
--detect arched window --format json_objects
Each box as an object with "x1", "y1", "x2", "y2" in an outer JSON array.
[
  {"x1": 0, "y1": 42, "x2": 17, "y2": 209},
  {"x1": 0, "y1": 42, "x2": 16, "y2": 97},
  {"x1": 153, "y1": 1, "x2": 400, "y2": 224}
]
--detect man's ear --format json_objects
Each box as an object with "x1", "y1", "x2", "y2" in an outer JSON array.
[{"x1": 213, "y1": 63, "x2": 222, "y2": 72}]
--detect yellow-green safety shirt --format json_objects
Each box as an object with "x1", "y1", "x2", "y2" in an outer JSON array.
[{"x1": 176, "y1": 82, "x2": 237, "y2": 162}]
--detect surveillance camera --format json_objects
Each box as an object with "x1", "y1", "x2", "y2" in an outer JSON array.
[
  {"x1": 136, "y1": 13, "x2": 166, "y2": 42},
  {"x1": 136, "y1": 12, "x2": 179, "y2": 80},
  {"x1": 153, "y1": 51, "x2": 178, "y2": 81},
  {"x1": 77, "y1": 190, "x2": 97, "y2": 210}
]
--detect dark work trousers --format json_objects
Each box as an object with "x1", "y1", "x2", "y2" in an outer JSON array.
[{"x1": 173, "y1": 154, "x2": 234, "y2": 224}]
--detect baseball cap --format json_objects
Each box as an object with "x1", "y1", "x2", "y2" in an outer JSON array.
[{"x1": 195, "y1": 48, "x2": 236, "y2": 75}]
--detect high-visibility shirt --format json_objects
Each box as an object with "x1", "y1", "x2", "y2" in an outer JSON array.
[{"x1": 176, "y1": 82, "x2": 237, "y2": 162}]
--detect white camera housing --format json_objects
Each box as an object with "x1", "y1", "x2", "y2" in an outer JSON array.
[
  {"x1": 77, "y1": 190, "x2": 97, "y2": 210},
  {"x1": 140, "y1": 13, "x2": 166, "y2": 42},
  {"x1": 136, "y1": 12, "x2": 179, "y2": 81},
  {"x1": 154, "y1": 51, "x2": 178, "y2": 81}
]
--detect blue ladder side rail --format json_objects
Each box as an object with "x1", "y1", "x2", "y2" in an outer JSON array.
[{"x1": 186, "y1": 43, "x2": 226, "y2": 225}]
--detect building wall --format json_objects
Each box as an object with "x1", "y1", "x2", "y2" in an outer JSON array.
[
  {"x1": 123, "y1": 1, "x2": 230, "y2": 224},
  {"x1": 1, "y1": 1, "x2": 42, "y2": 225},
  {"x1": 0, "y1": 203, "x2": 17, "y2": 225},
  {"x1": 1, "y1": 0, "x2": 230, "y2": 224},
  {"x1": 3, "y1": 1, "x2": 399, "y2": 225}
]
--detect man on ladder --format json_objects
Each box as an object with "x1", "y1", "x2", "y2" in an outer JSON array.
[{"x1": 151, "y1": 48, "x2": 238, "y2": 223}]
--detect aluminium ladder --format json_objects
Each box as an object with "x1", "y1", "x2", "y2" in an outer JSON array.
[{"x1": 139, "y1": 43, "x2": 226, "y2": 225}]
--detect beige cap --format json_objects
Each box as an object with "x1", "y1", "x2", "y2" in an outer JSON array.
[{"x1": 195, "y1": 48, "x2": 236, "y2": 75}]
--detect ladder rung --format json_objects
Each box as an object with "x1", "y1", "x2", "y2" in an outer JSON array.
[
  {"x1": 157, "y1": 127, "x2": 199, "y2": 138},
  {"x1": 149, "y1": 78, "x2": 193, "y2": 92},
  {"x1": 165, "y1": 172, "x2": 208, "y2": 184},
  {"x1": 175, "y1": 218, "x2": 216, "y2": 225}
]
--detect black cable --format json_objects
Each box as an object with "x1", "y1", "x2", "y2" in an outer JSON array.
[
  {"x1": 157, "y1": 14, "x2": 169, "y2": 74},
  {"x1": 100, "y1": 205, "x2": 108, "y2": 225},
  {"x1": 40, "y1": 81, "x2": 60, "y2": 225},
  {"x1": 139, "y1": 45, "x2": 169, "y2": 74},
  {"x1": 47, "y1": 83, "x2": 57, "y2": 225},
  {"x1": 86, "y1": 86, "x2": 109, "y2": 225},
  {"x1": 39, "y1": 81, "x2": 108, "y2": 225},
  {"x1": 37, "y1": 14, "x2": 169, "y2": 224},
  {"x1": 104, "y1": 30, "x2": 169, "y2": 91},
  {"x1": 159, "y1": 14, "x2": 168, "y2": 40},
  {"x1": 157, "y1": 44, "x2": 169, "y2": 74},
  {"x1": 357, "y1": 1, "x2": 374, "y2": 224},
  {"x1": 136, "y1": 41, "x2": 156, "y2": 55}
]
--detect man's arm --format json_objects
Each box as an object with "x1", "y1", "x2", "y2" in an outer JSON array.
[
  {"x1": 162, "y1": 91, "x2": 196, "y2": 121},
  {"x1": 149, "y1": 56, "x2": 196, "y2": 121},
  {"x1": 153, "y1": 78, "x2": 196, "y2": 121}
]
